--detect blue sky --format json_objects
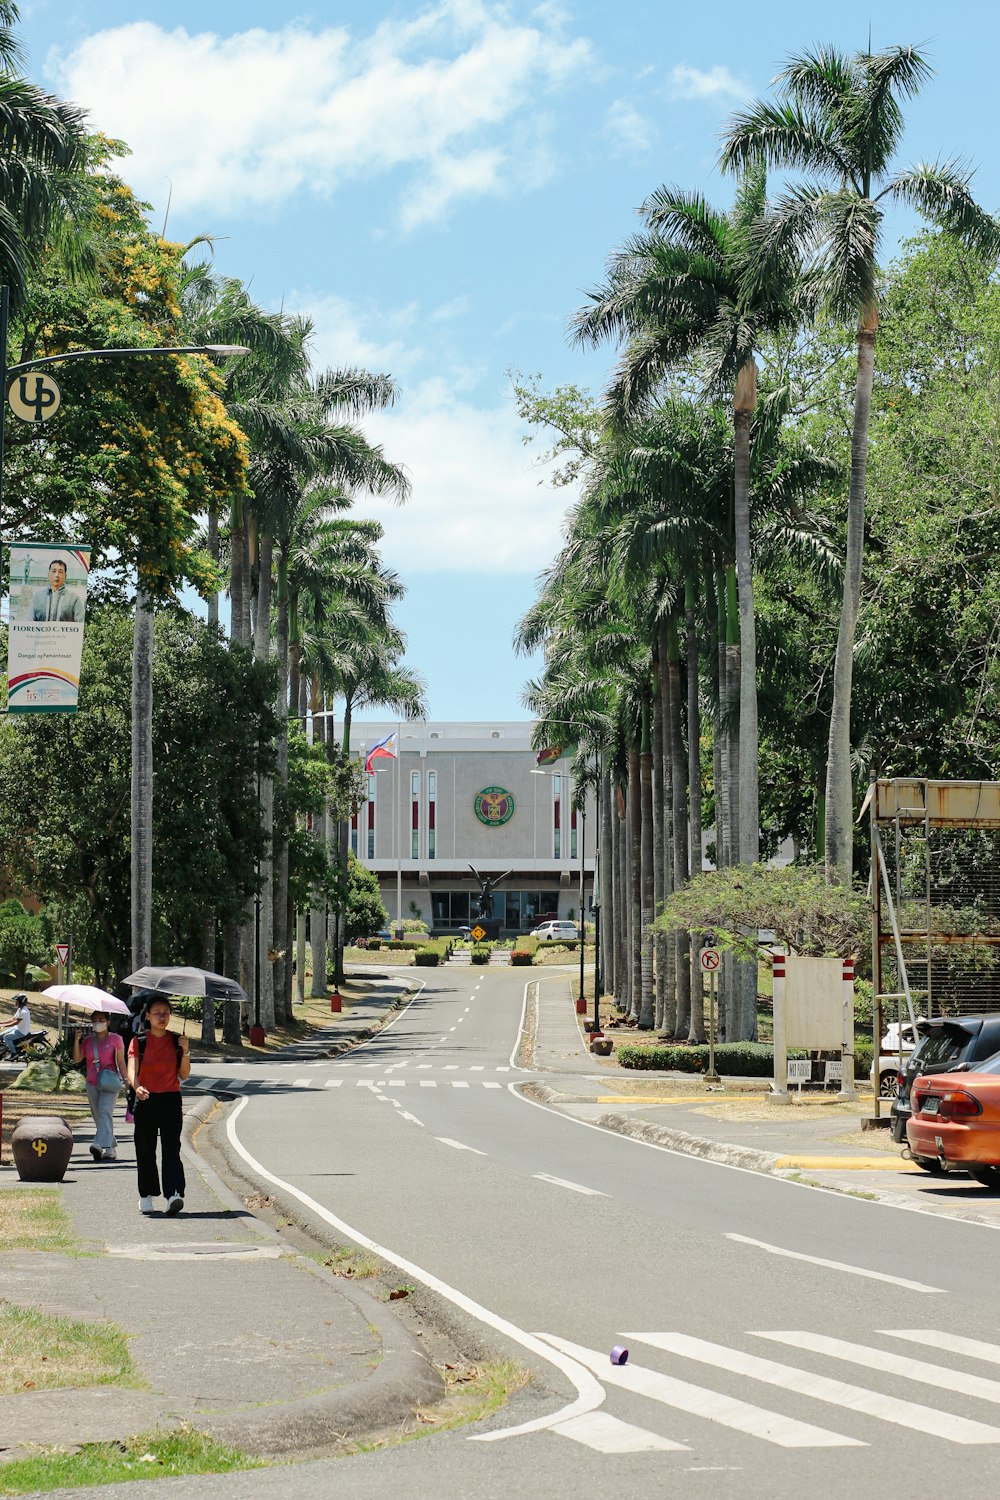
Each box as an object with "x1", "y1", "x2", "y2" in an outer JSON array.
[{"x1": 18, "y1": 0, "x2": 1000, "y2": 720}]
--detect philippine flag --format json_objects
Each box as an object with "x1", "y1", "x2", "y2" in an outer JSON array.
[{"x1": 364, "y1": 731, "x2": 398, "y2": 774}]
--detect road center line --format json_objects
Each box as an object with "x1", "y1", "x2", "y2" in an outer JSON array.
[
  {"x1": 435, "y1": 1137, "x2": 487, "y2": 1155},
  {"x1": 534, "y1": 1173, "x2": 607, "y2": 1197},
  {"x1": 726, "y1": 1234, "x2": 945, "y2": 1294}
]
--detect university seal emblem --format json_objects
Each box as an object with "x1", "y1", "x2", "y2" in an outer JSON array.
[{"x1": 474, "y1": 786, "x2": 515, "y2": 827}]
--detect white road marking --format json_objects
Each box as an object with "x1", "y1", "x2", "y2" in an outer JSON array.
[
  {"x1": 293, "y1": 1078, "x2": 311, "y2": 1088},
  {"x1": 483, "y1": 1081, "x2": 502, "y2": 1089},
  {"x1": 452, "y1": 1081, "x2": 470, "y2": 1089},
  {"x1": 420, "y1": 1080, "x2": 438, "y2": 1087},
  {"x1": 726, "y1": 1235, "x2": 945, "y2": 1295},
  {"x1": 555, "y1": 1412, "x2": 685, "y2": 1453},
  {"x1": 324, "y1": 1079, "x2": 343, "y2": 1088},
  {"x1": 495, "y1": 1065, "x2": 511, "y2": 1072},
  {"x1": 399, "y1": 1112, "x2": 423, "y2": 1126},
  {"x1": 435, "y1": 1138, "x2": 487, "y2": 1155},
  {"x1": 534, "y1": 1173, "x2": 607, "y2": 1197},
  {"x1": 226, "y1": 1099, "x2": 604, "y2": 1442},
  {"x1": 757, "y1": 1333, "x2": 1000, "y2": 1406},
  {"x1": 449, "y1": 1026, "x2": 458, "y2": 1032},
  {"x1": 444, "y1": 1065, "x2": 458, "y2": 1070},
  {"x1": 388, "y1": 1080, "x2": 406, "y2": 1088},
  {"x1": 888, "y1": 1331, "x2": 1000, "y2": 1365},
  {"x1": 416, "y1": 1063, "x2": 432, "y2": 1069},
  {"x1": 465, "y1": 1007, "x2": 471, "y2": 1013},
  {"x1": 356, "y1": 1080, "x2": 375, "y2": 1088},
  {"x1": 470, "y1": 1065, "x2": 484, "y2": 1071},
  {"x1": 537, "y1": 1335, "x2": 860, "y2": 1448},
  {"x1": 628, "y1": 1333, "x2": 1000, "y2": 1445}
]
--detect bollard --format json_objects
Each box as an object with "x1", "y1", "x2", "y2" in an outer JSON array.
[
  {"x1": 248, "y1": 1024, "x2": 266, "y2": 1048},
  {"x1": 575, "y1": 998, "x2": 587, "y2": 1014},
  {"x1": 11, "y1": 1115, "x2": 73, "y2": 1182},
  {"x1": 330, "y1": 991, "x2": 342, "y2": 1013}
]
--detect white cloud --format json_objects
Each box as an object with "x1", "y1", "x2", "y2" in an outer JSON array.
[
  {"x1": 49, "y1": 5, "x2": 592, "y2": 227},
  {"x1": 668, "y1": 63, "x2": 749, "y2": 102},
  {"x1": 359, "y1": 379, "x2": 574, "y2": 573},
  {"x1": 604, "y1": 99, "x2": 654, "y2": 153}
]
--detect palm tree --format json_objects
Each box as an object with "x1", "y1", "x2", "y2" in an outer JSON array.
[
  {"x1": 0, "y1": 2, "x2": 88, "y2": 311},
  {"x1": 571, "y1": 168, "x2": 802, "y2": 873},
  {"x1": 720, "y1": 42, "x2": 999, "y2": 880}
]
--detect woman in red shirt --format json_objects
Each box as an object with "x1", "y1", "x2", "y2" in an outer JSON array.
[
  {"x1": 72, "y1": 1010, "x2": 129, "y2": 1161},
  {"x1": 127, "y1": 999, "x2": 191, "y2": 1215}
]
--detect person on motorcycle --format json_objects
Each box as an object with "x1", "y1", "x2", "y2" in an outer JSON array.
[{"x1": 1, "y1": 994, "x2": 31, "y2": 1059}]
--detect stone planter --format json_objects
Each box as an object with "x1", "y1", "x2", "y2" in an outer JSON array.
[
  {"x1": 11, "y1": 1115, "x2": 73, "y2": 1182},
  {"x1": 590, "y1": 1036, "x2": 613, "y2": 1057}
]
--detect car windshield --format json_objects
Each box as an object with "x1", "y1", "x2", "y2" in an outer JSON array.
[
  {"x1": 969, "y1": 1050, "x2": 1000, "y2": 1076},
  {"x1": 910, "y1": 1030, "x2": 972, "y2": 1070}
]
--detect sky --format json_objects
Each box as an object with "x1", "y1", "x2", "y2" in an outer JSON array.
[{"x1": 17, "y1": 0, "x2": 1000, "y2": 722}]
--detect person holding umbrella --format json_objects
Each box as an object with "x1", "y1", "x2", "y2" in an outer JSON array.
[
  {"x1": 127, "y1": 998, "x2": 190, "y2": 1215},
  {"x1": 72, "y1": 1010, "x2": 129, "y2": 1161}
]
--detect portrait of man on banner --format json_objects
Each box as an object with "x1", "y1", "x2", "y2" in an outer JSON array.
[{"x1": 23, "y1": 555, "x2": 85, "y2": 622}]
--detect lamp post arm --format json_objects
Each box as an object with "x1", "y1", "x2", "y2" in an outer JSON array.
[{"x1": 6, "y1": 345, "x2": 238, "y2": 378}]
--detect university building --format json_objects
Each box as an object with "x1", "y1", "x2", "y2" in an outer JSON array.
[{"x1": 340, "y1": 721, "x2": 596, "y2": 936}]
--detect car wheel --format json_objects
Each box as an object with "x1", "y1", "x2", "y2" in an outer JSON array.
[
  {"x1": 911, "y1": 1155, "x2": 944, "y2": 1174},
  {"x1": 968, "y1": 1166, "x2": 1000, "y2": 1189},
  {"x1": 878, "y1": 1070, "x2": 899, "y2": 1099}
]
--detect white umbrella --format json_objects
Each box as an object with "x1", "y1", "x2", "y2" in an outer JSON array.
[{"x1": 43, "y1": 984, "x2": 131, "y2": 1016}]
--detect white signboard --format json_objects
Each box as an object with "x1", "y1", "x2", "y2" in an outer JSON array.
[
  {"x1": 784, "y1": 956, "x2": 843, "y2": 1050},
  {"x1": 824, "y1": 1060, "x2": 843, "y2": 1085},
  {"x1": 55, "y1": 943, "x2": 69, "y2": 967},
  {"x1": 699, "y1": 947, "x2": 721, "y2": 973},
  {"x1": 787, "y1": 1059, "x2": 812, "y2": 1084}
]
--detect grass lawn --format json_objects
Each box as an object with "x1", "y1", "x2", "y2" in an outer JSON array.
[
  {"x1": 0, "y1": 1188, "x2": 80, "y2": 1252},
  {"x1": 0, "y1": 1090, "x2": 92, "y2": 1151},
  {"x1": 0, "y1": 1301, "x2": 141, "y2": 1397},
  {"x1": 0, "y1": 1429, "x2": 259, "y2": 1495}
]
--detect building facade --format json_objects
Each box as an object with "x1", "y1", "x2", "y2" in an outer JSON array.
[{"x1": 340, "y1": 722, "x2": 596, "y2": 936}]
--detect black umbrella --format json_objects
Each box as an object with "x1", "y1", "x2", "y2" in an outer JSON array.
[{"x1": 123, "y1": 966, "x2": 249, "y2": 1003}]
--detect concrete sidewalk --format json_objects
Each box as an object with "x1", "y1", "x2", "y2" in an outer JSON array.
[
  {"x1": 0, "y1": 980, "x2": 441, "y2": 1467},
  {"x1": 528, "y1": 977, "x2": 1000, "y2": 1230}
]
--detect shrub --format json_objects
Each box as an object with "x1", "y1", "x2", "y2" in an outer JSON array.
[
  {"x1": 617, "y1": 1039, "x2": 873, "y2": 1081},
  {"x1": 510, "y1": 950, "x2": 534, "y2": 966},
  {"x1": 471, "y1": 946, "x2": 490, "y2": 964},
  {"x1": 516, "y1": 934, "x2": 539, "y2": 956},
  {"x1": 414, "y1": 951, "x2": 439, "y2": 967}
]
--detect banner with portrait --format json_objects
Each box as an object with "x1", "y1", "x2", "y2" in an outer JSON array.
[{"x1": 5, "y1": 543, "x2": 91, "y2": 712}]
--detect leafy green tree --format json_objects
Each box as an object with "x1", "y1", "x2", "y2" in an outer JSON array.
[
  {"x1": 345, "y1": 855, "x2": 388, "y2": 944},
  {"x1": 0, "y1": 897, "x2": 49, "y2": 985},
  {"x1": 721, "y1": 42, "x2": 999, "y2": 880}
]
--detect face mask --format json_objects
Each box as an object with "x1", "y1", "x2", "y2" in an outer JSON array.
[{"x1": 93, "y1": 1018, "x2": 109, "y2": 1032}]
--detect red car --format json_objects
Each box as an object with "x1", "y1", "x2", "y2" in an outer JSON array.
[{"x1": 906, "y1": 1050, "x2": 1000, "y2": 1187}]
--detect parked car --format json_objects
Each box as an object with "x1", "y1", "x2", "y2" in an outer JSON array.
[
  {"x1": 906, "y1": 1050, "x2": 1000, "y2": 1186},
  {"x1": 891, "y1": 1014, "x2": 1000, "y2": 1169},
  {"x1": 533, "y1": 920, "x2": 579, "y2": 942}
]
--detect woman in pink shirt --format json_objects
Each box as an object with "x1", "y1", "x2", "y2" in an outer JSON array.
[{"x1": 72, "y1": 1010, "x2": 129, "y2": 1161}]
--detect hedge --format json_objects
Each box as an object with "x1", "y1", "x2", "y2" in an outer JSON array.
[
  {"x1": 617, "y1": 1039, "x2": 874, "y2": 1080},
  {"x1": 414, "y1": 951, "x2": 440, "y2": 967},
  {"x1": 510, "y1": 950, "x2": 534, "y2": 966},
  {"x1": 471, "y1": 946, "x2": 490, "y2": 964}
]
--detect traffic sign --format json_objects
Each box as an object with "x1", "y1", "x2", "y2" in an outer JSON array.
[
  {"x1": 470, "y1": 925, "x2": 486, "y2": 942},
  {"x1": 699, "y1": 947, "x2": 721, "y2": 973},
  {"x1": 55, "y1": 943, "x2": 69, "y2": 967},
  {"x1": 8, "y1": 371, "x2": 61, "y2": 423}
]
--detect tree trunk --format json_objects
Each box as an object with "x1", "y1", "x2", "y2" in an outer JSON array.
[
  {"x1": 254, "y1": 532, "x2": 275, "y2": 1032},
  {"x1": 652, "y1": 665, "x2": 667, "y2": 1032},
  {"x1": 733, "y1": 363, "x2": 759, "y2": 865},
  {"x1": 659, "y1": 639, "x2": 676, "y2": 1032},
  {"x1": 130, "y1": 587, "x2": 153, "y2": 973},
  {"x1": 309, "y1": 678, "x2": 328, "y2": 997},
  {"x1": 666, "y1": 617, "x2": 691, "y2": 1038},
  {"x1": 296, "y1": 909, "x2": 307, "y2": 1004},
  {"x1": 616, "y1": 786, "x2": 629, "y2": 1016},
  {"x1": 600, "y1": 763, "x2": 615, "y2": 1003},
  {"x1": 207, "y1": 501, "x2": 220, "y2": 631},
  {"x1": 200, "y1": 914, "x2": 216, "y2": 1047},
  {"x1": 825, "y1": 309, "x2": 877, "y2": 884},
  {"x1": 627, "y1": 744, "x2": 642, "y2": 1024},
  {"x1": 686, "y1": 575, "x2": 705, "y2": 1042},
  {"x1": 273, "y1": 559, "x2": 291, "y2": 1023},
  {"x1": 638, "y1": 694, "x2": 655, "y2": 1029},
  {"x1": 222, "y1": 923, "x2": 242, "y2": 1047}
]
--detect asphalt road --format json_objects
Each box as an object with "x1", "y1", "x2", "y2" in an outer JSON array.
[{"x1": 99, "y1": 968, "x2": 1000, "y2": 1499}]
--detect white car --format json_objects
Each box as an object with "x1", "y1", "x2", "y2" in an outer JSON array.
[
  {"x1": 533, "y1": 920, "x2": 579, "y2": 942},
  {"x1": 872, "y1": 1019, "x2": 921, "y2": 1097}
]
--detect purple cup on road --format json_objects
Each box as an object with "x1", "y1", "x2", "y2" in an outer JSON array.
[{"x1": 610, "y1": 1344, "x2": 629, "y2": 1365}]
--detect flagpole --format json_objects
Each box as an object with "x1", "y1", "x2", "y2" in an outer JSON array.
[{"x1": 396, "y1": 721, "x2": 403, "y2": 937}]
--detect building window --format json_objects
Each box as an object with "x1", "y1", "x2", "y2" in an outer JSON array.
[
  {"x1": 350, "y1": 807, "x2": 359, "y2": 856},
  {"x1": 427, "y1": 771, "x2": 436, "y2": 860},
  {"x1": 411, "y1": 770, "x2": 420, "y2": 859},
  {"x1": 570, "y1": 801, "x2": 578, "y2": 861},
  {"x1": 367, "y1": 772, "x2": 375, "y2": 861},
  {"x1": 553, "y1": 773, "x2": 561, "y2": 859}
]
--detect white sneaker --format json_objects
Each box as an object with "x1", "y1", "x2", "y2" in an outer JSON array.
[
  {"x1": 165, "y1": 1194, "x2": 184, "y2": 1216},
  {"x1": 139, "y1": 1196, "x2": 155, "y2": 1214}
]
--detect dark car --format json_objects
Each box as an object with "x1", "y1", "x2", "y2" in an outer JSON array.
[{"x1": 891, "y1": 1014, "x2": 1000, "y2": 1168}]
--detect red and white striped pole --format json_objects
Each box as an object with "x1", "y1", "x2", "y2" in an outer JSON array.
[
  {"x1": 770, "y1": 950, "x2": 790, "y2": 1103},
  {"x1": 839, "y1": 957, "x2": 857, "y2": 1099}
]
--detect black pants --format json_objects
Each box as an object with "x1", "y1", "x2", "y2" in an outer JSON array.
[{"x1": 133, "y1": 1091, "x2": 185, "y2": 1200}]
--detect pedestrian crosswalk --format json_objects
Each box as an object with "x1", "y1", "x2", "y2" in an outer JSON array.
[
  {"x1": 536, "y1": 1329, "x2": 1000, "y2": 1455},
  {"x1": 183, "y1": 1069, "x2": 519, "y2": 1096}
]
